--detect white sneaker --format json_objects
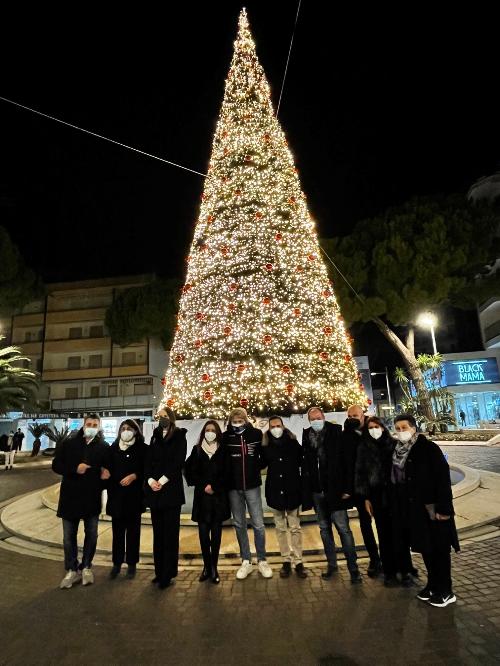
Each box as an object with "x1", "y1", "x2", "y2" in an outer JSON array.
[
  {"x1": 81, "y1": 567, "x2": 94, "y2": 586},
  {"x1": 236, "y1": 560, "x2": 253, "y2": 580},
  {"x1": 60, "y1": 570, "x2": 82, "y2": 589},
  {"x1": 258, "y1": 560, "x2": 273, "y2": 579}
]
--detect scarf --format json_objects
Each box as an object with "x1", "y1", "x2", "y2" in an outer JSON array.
[
  {"x1": 309, "y1": 425, "x2": 327, "y2": 466},
  {"x1": 201, "y1": 440, "x2": 219, "y2": 458},
  {"x1": 119, "y1": 437, "x2": 135, "y2": 451},
  {"x1": 391, "y1": 433, "x2": 418, "y2": 483}
]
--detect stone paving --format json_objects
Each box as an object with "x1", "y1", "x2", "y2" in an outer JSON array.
[
  {"x1": 0, "y1": 538, "x2": 499, "y2": 665},
  {"x1": 440, "y1": 445, "x2": 500, "y2": 474}
]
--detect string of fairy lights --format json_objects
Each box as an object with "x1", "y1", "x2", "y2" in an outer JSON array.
[{"x1": 160, "y1": 9, "x2": 367, "y2": 418}]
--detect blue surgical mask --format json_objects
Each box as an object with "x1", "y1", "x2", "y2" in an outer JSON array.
[
  {"x1": 310, "y1": 420, "x2": 324, "y2": 432},
  {"x1": 232, "y1": 421, "x2": 245, "y2": 433},
  {"x1": 84, "y1": 427, "x2": 98, "y2": 439}
]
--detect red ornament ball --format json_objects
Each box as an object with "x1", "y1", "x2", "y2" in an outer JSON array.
[
  {"x1": 201, "y1": 373, "x2": 211, "y2": 382},
  {"x1": 262, "y1": 297, "x2": 271, "y2": 305},
  {"x1": 263, "y1": 334, "x2": 272, "y2": 344},
  {"x1": 174, "y1": 354, "x2": 185, "y2": 364},
  {"x1": 296, "y1": 265, "x2": 303, "y2": 273},
  {"x1": 281, "y1": 365, "x2": 291, "y2": 374},
  {"x1": 323, "y1": 326, "x2": 333, "y2": 336},
  {"x1": 288, "y1": 196, "x2": 296, "y2": 205},
  {"x1": 221, "y1": 246, "x2": 229, "y2": 256},
  {"x1": 263, "y1": 133, "x2": 271, "y2": 142},
  {"x1": 255, "y1": 211, "x2": 263, "y2": 220},
  {"x1": 240, "y1": 398, "x2": 249, "y2": 408},
  {"x1": 234, "y1": 189, "x2": 242, "y2": 197},
  {"x1": 160, "y1": 378, "x2": 166, "y2": 386},
  {"x1": 265, "y1": 263, "x2": 273, "y2": 272},
  {"x1": 229, "y1": 282, "x2": 239, "y2": 291},
  {"x1": 228, "y1": 302, "x2": 237, "y2": 311},
  {"x1": 182, "y1": 283, "x2": 192, "y2": 293},
  {"x1": 344, "y1": 354, "x2": 352, "y2": 362},
  {"x1": 166, "y1": 398, "x2": 174, "y2": 407},
  {"x1": 195, "y1": 312, "x2": 204, "y2": 321},
  {"x1": 286, "y1": 383, "x2": 294, "y2": 394},
  {"x1": 223, "y1": 326, "x2": 232, "y2": 336},
  {"x1": 319, "y1": 351, "x2": 329, "y2": 361},
  {"x1": 293, "y1": 307, "x2": 301, "y2": 316},
  {"x1": 236, "y1": 364, "x2": 246, "y2": 373},
  {"x1": 307, "y1": 254, "x2": 316, "y2": 262},
  {"x1": 203, "y1": 390, "x2": 213, "y2": 401},
  {"x1": 322, "y1": 289, "x2": 332, "y2": 298},
  {"x1": 275, "y1": 232, "x2": 283, "y2": 241},
  {"x1": 367, "y1": 399, "x2": 373, "y2": 405},
  {"x1": 195, "y1": 339, "x2": 203, "y2": 349},
  {"x1": 207, "y1": 214, "x2": 214, "y2": 223},
  {"x1": 245, "y1": 155, "x2": 252, "y2": 162}
]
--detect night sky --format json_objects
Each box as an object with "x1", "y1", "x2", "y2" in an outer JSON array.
[{"x1": 1, "y1": 1, "x2": 496, "y2": 366}]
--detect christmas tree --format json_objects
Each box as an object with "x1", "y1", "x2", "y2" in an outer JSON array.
[{"x1": 161, "y1": 9, "x2": 366, "y2": 418}]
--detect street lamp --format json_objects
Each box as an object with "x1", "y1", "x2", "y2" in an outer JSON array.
[
  {"x1": 417, "y1": 311, "x2": 438, "y2": 355},
  {"x1": 370, "y1": 367, "x2": 393, "y2": 415}
]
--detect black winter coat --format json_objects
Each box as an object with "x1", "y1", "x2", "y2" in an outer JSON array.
[
  {"x1": 261, "y1": 430, "x2": 311, "y2": 511},
  {"x1": 391, "y1": 434, "x2": 460, "y2": 554},
  {"x1": 223, "y1": 424, "x2": 263, "y2": 491},
  {"x1": 302, "y1": 421, "x2": 354, "y2": 511},
  {"x1": 52, "y1": 429, "x2": 109, "y2": 521},
  {"x1": 354, "y1": 430, "x2": 395, "y2": 506},
  {"x1": 105, "y1": 436, "x2": 146, "y2": 519},
  {"x1": 184, "y1": 444, "x2": 230, "y2": 523},
  {"x1": 144, "y1": 426, "x2": 187, "y2": 510}
]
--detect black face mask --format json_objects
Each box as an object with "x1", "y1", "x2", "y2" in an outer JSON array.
[
  {"x1": 346, "y1": 417, "x2": 361, "y2": 430},
  {"x1": 159, "y1": 417, "x2": 170, "y2": 429}
]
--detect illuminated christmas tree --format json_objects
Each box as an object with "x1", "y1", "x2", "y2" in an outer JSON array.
[{"x1": 161, "y1": 9, "x2": 366, "y2": 418}]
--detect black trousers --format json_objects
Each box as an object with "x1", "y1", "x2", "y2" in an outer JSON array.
[
  {"x1": 198, "y1": 521, "x2": 223, "y2": 570},
  {"x1": 111, "y1": 514, "x2": 141, "y2": 566},
  {"x1": 151, "y1": 506, "x2": 181, "y2": 584},
  {"x1": 371, "y1": 497, "x2": 397, "y2": 577},
  {"x1": 355, "y1": 496, "x2": 380, "y2": 561}
]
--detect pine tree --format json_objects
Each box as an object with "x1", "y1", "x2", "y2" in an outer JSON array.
[{"x1": 161, "y1": 9, "x2": 366, "y2": 418}]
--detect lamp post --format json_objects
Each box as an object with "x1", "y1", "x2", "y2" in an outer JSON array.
[
  {"x1": 371, "y1": 368, "x2": 393, "y2": 416},
  {"x1": 417, "y1": 311, "x2": 438, "y2": 355}
]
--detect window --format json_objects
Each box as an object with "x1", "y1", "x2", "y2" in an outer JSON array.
[
  {"x1": 89, "y1": 325, "x2": 104, "y2": 338},
  {"x1": 25, "y1": 331, "x2": 32, "y2": 342},
  {"x1": 122, "y1": 352, "x2": 136, "y2": 366},
  {"x1": 69, "y1": 327, "x2": 83, "y2": 339},
  {"x1": 90, "y1": 386, "x2": 100, "y2": 398},
  {"x1": 89, "y1": 355, "x2": 103, "y2": 368},
  {"x1": 67, "y1": 356, "x2": 81, "y2": 370},
  {"x1": 134, "y1": 384, "x2": 151, "y2": 396},
  {"x1": 108, "y1": 385, "x2": 118, "y2": 397},
  {"x1": 65, "y1": 387, "x2": 78, "y2": 399}
]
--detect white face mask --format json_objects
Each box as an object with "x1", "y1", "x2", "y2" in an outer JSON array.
[
  {"x1": 120, "y1": 430, "x2": 135, "y2": 442},
  {"x1": 368, "y1": 427, "x2": 383, "y2": 440},
  {"x1": 84, "y1": 427, "x2": 98, "y2": 439},
  {"x1": 396, "y1": 430, "x2": 413, "y2": 443},
  {"x1": 310, "y1": 419, "x2": 324, "y2": 431},
  {"x1": 270, "y1": 426, "x2": 284, "y2": 439},
  {"x1": 204, "y1": 431, "x2": 217, "y2": 443}
]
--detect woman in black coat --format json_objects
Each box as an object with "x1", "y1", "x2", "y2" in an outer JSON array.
[
  {"x1": 144, "y1": 407, "x2": 187, "y2": 590},
  {"x1": 185, "y1": 420, "x2": 229, "y2": 584},
  {"x1": 106, "y1": 419, "x2": 146, "y2": 579},
  {"x1": 355, "y1": 416, "x2": 398, "y2": 586},
  {"x1": 391, "y1": 414, "x2": 460, "y2": 608},
  {"x1": 261, "y1": 416, "x2": 310, "y2": 579}
]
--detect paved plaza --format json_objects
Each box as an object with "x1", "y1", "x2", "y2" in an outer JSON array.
[{"x1": 0, "y1": 448, "x2": 499, "y2": 665}]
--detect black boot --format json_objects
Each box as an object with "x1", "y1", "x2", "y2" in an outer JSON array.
[
  {"x1": 126, "y1": 564, "x2": 136, "y2": 579},
  {"x1": 367, "y1": 557, "x2": 382, "y2": 578},
  {"x1": 211, "y1": 566, "x2": 220, "y2": 584},
  {"x1": 322, "y1": 564, "x2": 339, "y2": 580},
  {"x1": 199, "y1": 566, "x2": 211, "y2": 582},
  {"x1": 279, "y1": 562, "x2": 292, "y2": 578},
  {"x1": 295, "y1": 563, "x2": 308, "y2": 579},
  {"x1": 109, "y1": 565, "x2": 121, "y2": 580}
]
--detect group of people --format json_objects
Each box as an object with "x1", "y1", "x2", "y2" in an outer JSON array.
[
  {"x1": 1, "y1": 428, "x2": 25, "y2": 470},
  {"x1": 51, "y1": 404, "x2": 459, "y2": 607}
]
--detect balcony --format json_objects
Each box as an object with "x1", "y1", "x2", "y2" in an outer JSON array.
[
  {"x1": 112, "y1": 364, "x2": 149, "y2": 377},
  {"x1": 16, "y1": 342, "x2": 43, "y2": 355},
  {"x1": 42, "y1": 367, "x2": 112, "y2": 381},
  {"x1": 44, "y1": 337, "x2": 110, "y2": 353},
  {"x1": 50, "y1": 394, "x2": 155, "y2": 410},
  {"x1": 13, "y1": 313, "x2": 44, "y2": 326},
  {"x1": 484, "y1": 320, "x2": 500, "y2": 348},
  {"x1": 46, "y1": 308, "x2": 107, "y2": 324}
]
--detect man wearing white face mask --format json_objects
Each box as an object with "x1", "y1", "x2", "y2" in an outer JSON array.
[
  {"x1": 302, "y1": 406, "x2": 361, "y2": 584},
  {"x1": 223, "y1": 407, "x2": 272, "y2": 580},
  {"x1": 52, "y1": 414, "x2": 110, "y2": 589},
  {"x1": 391, "y1": 414, "x2": 460, "y2": 608}
]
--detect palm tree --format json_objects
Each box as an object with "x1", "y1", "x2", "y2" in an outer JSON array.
[
  {"x1": 0, "y1": 337, "x2": 39, "y2": 414},
  {"x1": 44, "y1": 424, "x2": 71, "y2": 454},
  {"x1": 28, "y1": 422, "x2": 45, "y2": 457}
]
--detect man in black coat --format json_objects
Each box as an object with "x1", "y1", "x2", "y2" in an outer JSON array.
[
  {"x1": 52, "y1": 414, "x2": 110, "y2": 589},
  {"x1": 343, "y1": 405, "x2": 382, "y2": 577},
  {"x1": 13, "y1": 428, "x2": 25, "y2": 452},
  {"x1": 302, "y1": 407, "x2": 361, "y2": 583}
]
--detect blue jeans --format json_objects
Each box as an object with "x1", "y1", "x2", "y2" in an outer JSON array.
[
  {"x1": 62, "y1": 516, "x2": 99, "y2": 571},
  {"x1": 312, "y1": 492, "x2": 358, "y2": 573},
  {"x1": 229, "y1": 487, "x2": 267, "y2": 562}
]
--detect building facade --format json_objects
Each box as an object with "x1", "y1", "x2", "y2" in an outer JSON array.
[{"x1": 0, "y1": 275, "x2": 167, "y2": 429}]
